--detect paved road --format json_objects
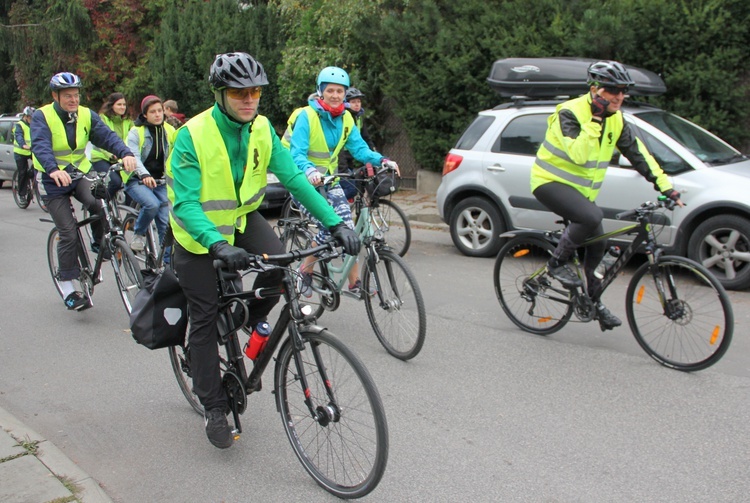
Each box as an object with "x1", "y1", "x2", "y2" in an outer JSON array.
[{"x1": 1, "y1": 187, "x2": 748, "y2": 502}]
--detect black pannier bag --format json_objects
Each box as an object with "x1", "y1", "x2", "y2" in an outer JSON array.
[
  {"x1": 129, "y1": 268, "x2": 188, "y2": 349},
  {"x1": 487, "y1": 57, "x2": 666, "y2": 98},
  {"x1": 357, "y1": 163, "x2": 396, "y2": 198}
]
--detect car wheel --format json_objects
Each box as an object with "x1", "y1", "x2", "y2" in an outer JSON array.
[
  {"x1": 687, "y1": 214, "x2": 750, "y2": 291},
  {"x1": 449, "y1": 196, "x2": 505, "y2": 257}
]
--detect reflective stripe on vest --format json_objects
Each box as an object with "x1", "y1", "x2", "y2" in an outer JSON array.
[
  {"x1": 13, "y1": 121, "x2": 31, "y2": 156},
  {"x1": 122, "y1": 122, "x2": 175, "y2": 184},
  {"x1": 32, "y1": 105, "x2": 92, "y2": 173},
  {"x1": 91, "y1": 115, "x2": 134, "y2": 162},
  {"x1": 530, "y1": 94, "x2": 623, "y2": 200},
  {"x1": 167, "y1": 110, "x2": 272, "y2": 254},
  {"x1": 280, "y1": 106, "x2": 353, "y2": 174}
]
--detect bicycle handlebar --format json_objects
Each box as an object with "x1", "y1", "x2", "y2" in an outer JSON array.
[
  {"x1": 615, "y1": 197, "x2": 678, "y2": 221},
  {"x1": 213, "y1": 240, "x2": 341, "y2": 271},
  {"x1": 319, "y1": 164, "x2": 397, "y2": 186}
]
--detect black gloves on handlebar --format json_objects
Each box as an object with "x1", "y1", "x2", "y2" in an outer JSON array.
[
  {"x1": 209, "y1": 241, "x2": 251, "y2": 271},
  {"x1": 329, "y1": 222, "x2": 361, "y2": 256}
]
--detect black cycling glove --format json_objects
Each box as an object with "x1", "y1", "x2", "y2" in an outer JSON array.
[
  {"x1": 209, "y1": 241, "x2": 251, "y2": 271},
  {"x1": 329, "y1": 222, "x2": 361, "y2": 255}
]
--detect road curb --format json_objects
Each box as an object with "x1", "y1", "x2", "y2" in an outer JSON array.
[{"x1": 0, "y1": 404, "x2": 113, "y2": 503}]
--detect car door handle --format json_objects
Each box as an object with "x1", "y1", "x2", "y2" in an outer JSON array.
[{"x1": 487, "y1": 164, "x2": 505, "y2": 172}]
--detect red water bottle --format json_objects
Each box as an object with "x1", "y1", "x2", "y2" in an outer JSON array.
[{"x1": 245, "y1": 322, "x2": 271, "y2": 360}]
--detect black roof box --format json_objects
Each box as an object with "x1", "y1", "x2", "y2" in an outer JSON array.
[{"x1": 487, "y1": 57, "x2": 666, "y2": 98}]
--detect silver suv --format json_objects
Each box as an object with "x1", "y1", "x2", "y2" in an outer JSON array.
[
  {"x1": 437, "y1": 99, "x2": 750, "y2": 290},
  {"x1": 0, "y1": 113, "x2": 22, "y2": 187}
]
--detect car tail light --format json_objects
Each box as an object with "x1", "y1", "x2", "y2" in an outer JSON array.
[{"x1": 442, "y1": 153, "x2": 463, "y2": 176}]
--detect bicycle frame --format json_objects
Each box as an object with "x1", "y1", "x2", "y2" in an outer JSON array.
[{"x1": 213, "y1": 246, "x2": 341, "y2": 434}]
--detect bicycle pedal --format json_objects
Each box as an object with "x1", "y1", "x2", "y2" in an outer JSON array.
[
  {"x1": 232, "y1": 429, "x2": 241, "y2": 441},
  {"x1": 342, "y1": 290, "x2": 362, "y2": 300}
]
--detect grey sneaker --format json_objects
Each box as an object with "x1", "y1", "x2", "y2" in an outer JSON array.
[
  {"x1": 204, "y1": 408, "x2": 233, "y2": 449},
  {"x1": 596, "y1": 302, "x2": 622, "y2": 331},
  {"x1": 298, "y1": 268, "x2": 313, "y2": 298},
  {"x1": 546, "y1": 261, "x2": 583, "y2": 287},
  {"x1": 130, "y1": 234, "x2": 146, "y2": 252}
]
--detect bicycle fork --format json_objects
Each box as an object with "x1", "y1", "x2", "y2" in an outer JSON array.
[{"x1": 290, "y1": 334, "x2": 341, "y2": 427}]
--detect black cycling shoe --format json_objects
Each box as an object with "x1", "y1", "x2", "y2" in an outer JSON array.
[
  {"x1": 596, "y1": 302, "x2": 622, "y2": 331},
  {"x1": 91, "y1": 242, "x2": 111, "y2": 261},
  {"x1": 546, "y1": 261, "x2": 583, "y2": 287},
  {"x1": 204, "y1": 408, "x2": 233, "y2": 449}
]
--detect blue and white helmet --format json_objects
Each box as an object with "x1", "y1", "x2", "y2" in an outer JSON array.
[{"x1": 49, "y1": 72, "x2": 82, "y2": 91}]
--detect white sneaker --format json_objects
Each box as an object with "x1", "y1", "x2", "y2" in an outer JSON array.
[{"x1": 130, "y1": 234, "x2": 146, "y2": 252}]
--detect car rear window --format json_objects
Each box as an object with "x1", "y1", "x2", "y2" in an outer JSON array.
[
  {"x1": 491, "y1": 114, "x2": 550, "y2": 156},
  {"x1": 455, "y1": 115, "x2": 494, "y2": 150}
]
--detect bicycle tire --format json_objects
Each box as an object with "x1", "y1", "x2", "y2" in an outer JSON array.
[
  {"x1": 275, "y1": 329, "x2": 389, "y2": 499},
  {"x1": 11, "y1": 170, "x2": 31, "y2": 209},
  {"x1": 33, "y1": 174, "x2": 48, "y2": 212},
  {"x1": 368, "y1": 199, "x2": 411, "y2": 257},
  {"x1": 280, "y1": 196, "x2": 303, "y2": 220},
  {"x1": 494, "y1": 237, "x2": 573, "y2": 335},
  {"x1": 168, "y1": 319, "x2": 204, "y2": 415},
  {"x1": 111, "y1": 238, "x2": 144, "y2": 315},
  {"x1": 281, "y1": 223, "x2": 314, "y2": 253},
  {"x1": 46, "y1": 228, "x2": 65, "y2": 299},
  {"x1": 626, "y1": 255, "x2": 734, "y2": 371},
  {"x1": 362, "y1": 249, "x2": 426, "y2": 360},
  {"x1": 122, "y1": 212, "x2": 160, "y2": 269}
]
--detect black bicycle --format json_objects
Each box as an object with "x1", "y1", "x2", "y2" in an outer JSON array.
[
  {"x1": 11, "y1": 161, "x2": 47, "y2": 212},
  {"x1": 43, "y1": 164, "x2": 144, "y2": 314},
  {"x1": 168, "y1": 241, "x2": 389, "y2": 499},
  {"x1": 493, "y1": 198, "x2": 733, "y2": 371}
]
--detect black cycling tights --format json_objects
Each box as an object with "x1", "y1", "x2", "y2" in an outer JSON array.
[{"x1": 533, "y1": 182, "x2": 607, "y2": 286}]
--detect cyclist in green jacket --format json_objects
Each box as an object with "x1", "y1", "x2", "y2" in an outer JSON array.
[{"x1": 167, "y1": 52, "x2": 359, "y2": 449}]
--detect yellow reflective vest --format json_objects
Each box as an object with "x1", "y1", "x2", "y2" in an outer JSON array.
[
  {"x1": 13, "y1": 121, "x2": 31, "y2": 156},
  {"x1": 280, "y1": 106, "x2": 353, "y2": 175},
  {"x1": 91, "y1": 115, "x2": 134, "y2": 163},
  {"x1": 167, "y1": 110, "x2": 272, "y2": 254},
  {"x1": 531, "y1": 94, "x2": 631, "y2": 200},
  {"x1": 32, "y1": 105, "x2": 92, "y2": 173},
  {"x1": 122, "y1": 122, "x2": 176, "y2": 184}
]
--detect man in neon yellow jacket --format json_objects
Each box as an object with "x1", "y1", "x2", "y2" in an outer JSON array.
[
  {"x1": 531, "y1": 60, "x2": 683, "y2": 331},
  {"x1": 167, "y1": 52, "x2": 359, "y2": 449}
]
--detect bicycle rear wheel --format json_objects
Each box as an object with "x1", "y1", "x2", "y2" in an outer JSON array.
[
  {"x1": 46, "y1": 228, "x2": 66, "y2": 299},
  {"x1": 368, "y1": 199, "x2": 411, "y2": 257},
  {"x1": 494, "y1": 237, "x2": 573, "y2": 335},
  {"x1": 11, "y1": 170, "x2": 31, "y2": 209},
  {"x1": 626, "y1": 256, "x2": 733, "y2": 371},
  {"x1": 111, "y1": 238, "x2": 144, "y2": 314},
  {"x1": 362, "y1": 249, "x2": 426, "y2": 360},
  {"x1": 275, "y1": 329, "x2": 388, "y2": 499}
]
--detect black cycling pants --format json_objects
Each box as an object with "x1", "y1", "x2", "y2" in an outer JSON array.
[
  {"x1": 15, "y1": 155, "x2": 31, "y2": 193},
  {"x1": 173, "y1": 211, "x2": 285, "y2": 412},
  {"x1": 533, "y1": 182, "x2": 607, "y2": 280}
]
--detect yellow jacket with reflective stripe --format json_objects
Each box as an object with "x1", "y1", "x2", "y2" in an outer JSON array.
[
  {"x1": 32, "y1": 105, "x2": 92, "y2": 173},
  {"x1": 531, "y1": 94, "x2": 624, "y2": 201},
  {"x1": 280, "y1": 106, "x2": 353, "y2": 175},
  {"x1": 91, "y1": 115, "x2": 134, "y2": 162},
  {"x1": 13, "y1": 121, "x2": 31, "y2": 156},
  {"x1": 167, "y1": 110, "x2": 272, "y2": 254}
]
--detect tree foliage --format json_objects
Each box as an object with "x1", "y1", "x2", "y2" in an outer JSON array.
[{"x1": 0, "y1": 0, "x2": 748, "y2": 171}]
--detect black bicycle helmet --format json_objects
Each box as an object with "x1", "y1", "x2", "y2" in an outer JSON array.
[
  {"x1": 345, "y1": 87, "x2": 365, "y2": 101},
  {"x1": 587, "y1": 61, "x2": 635, "y2": 88},
  {"x1": 49, "y1": 72, "x2": 82, "y2": 91},
  {"x1": 22, "y1": 106, "x2": 36, "y2": 117},
  {"x1": 209, "y1": 52, "x2": 268, "y2": 90}
]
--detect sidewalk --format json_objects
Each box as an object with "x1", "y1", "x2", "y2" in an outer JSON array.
[
  {"x1": 387, "y1": 188, "x2": 447, "y2": 231},
  {"x1": 0, "y1": 405, "x2": 112, "y2": 503}
]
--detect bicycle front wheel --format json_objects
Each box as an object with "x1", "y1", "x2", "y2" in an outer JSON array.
[
  {"x1": 626, "y1": 256, "x2": 734, "y2": 371},
  {"x1": 47, "y1": 228, "x2": 65, "y2": 299},
  {"x1": 111, "y1": 238, "x2": 144, "y2": 314},
  {"x1": 363, "y1": 249, "x2": 426, "y2": 360},
  {"x1": 369, "y1": 199, "x2": 411, "y2": 257},
  {"x1": 12, "y1": 170, "x2": 31, "y2": 209},
  {"x1": 275, "y1": 329, "x2": 389, "y2": 499},
  {"x1": 494, "y1": 237, "x2": 573, "y2": 335}
]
